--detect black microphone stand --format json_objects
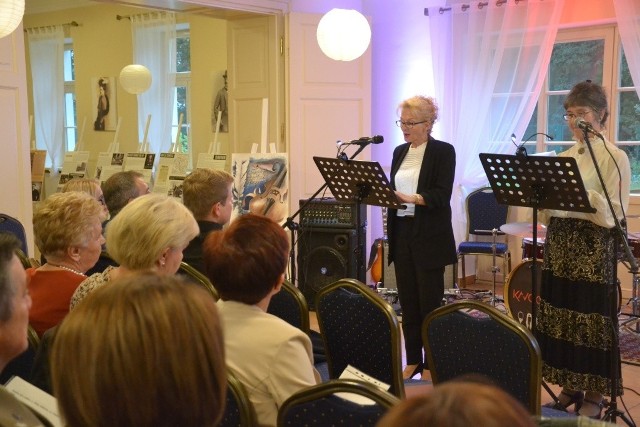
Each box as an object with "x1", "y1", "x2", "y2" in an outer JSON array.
[
  {"x1": 282, "y1": 141, "x2": 370, "y2": 285},
  {"x1": 581, "y1": 129, "x2": 636, "y2": 426}
]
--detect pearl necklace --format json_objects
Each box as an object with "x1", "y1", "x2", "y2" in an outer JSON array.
[{"x1": 47, "y1": 263, "x2": 86, "y2": 277}]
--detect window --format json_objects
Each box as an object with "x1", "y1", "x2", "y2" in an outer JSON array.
[
  {"x1": 525, "y1": 26, "x2": 640, "y2": 191},
  {"x1": 63, "y1": 39, "x2": 77, "y2": 152},
  {"x1": 171, "y1": 26, "x2": 191, "y2": 154}
]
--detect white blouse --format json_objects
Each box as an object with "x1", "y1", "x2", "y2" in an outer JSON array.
[{"x1": 395, "y1": 142, "x2": 427, "y2": 217}]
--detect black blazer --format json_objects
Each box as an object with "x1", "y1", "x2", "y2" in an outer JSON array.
[{"x1": 387, "y1": 136, "x2": 457, "y2": 269}]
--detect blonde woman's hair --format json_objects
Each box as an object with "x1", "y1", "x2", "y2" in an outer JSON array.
[
  {"x1": 397, "y1": 95, "x2": 439, "y2": 133},
  {"x1": 33, "y1": 192, "x2": 106, "y2": 259},
  {"x1": 51, "y1": 272, "x2": 226, "y2": 427},
  {"x1": 183, "y1": 168, "x2": 234, "y2": 219},
  {"x1": 62, "y1": 178, "x2": 101, "y2": 198},
  {"x1": 105, "y1": 194, "x2": 198, "y2": 269}
]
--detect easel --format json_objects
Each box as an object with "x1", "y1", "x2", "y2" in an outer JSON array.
[{"x1": 479, "y1": 152, "x2": 596, "y2": 411}]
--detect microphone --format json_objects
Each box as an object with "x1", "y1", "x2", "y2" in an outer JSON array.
[
  {"x1": 513, "y1": 132, "x2": 554, "y2": 157},
  {"x1": 575, "y1": 118, "x2": 600, "y2": 134},
  {"x1": 349, "y1": 135, "x2": 384, "y2": 145}
]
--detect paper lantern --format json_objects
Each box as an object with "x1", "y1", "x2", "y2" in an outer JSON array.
[
  {"x1": 0, "y1": 0, "x2": 24, "y2": 39},
  {"x1": 119, "y1": 64, "x2": 152, "y2": 95},
  {"x1": 316, "y1": 8, "x2": 371, "y2": 62}
]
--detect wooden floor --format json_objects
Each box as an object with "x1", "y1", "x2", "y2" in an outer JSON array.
[{"x1": 309, "y1": 280, "x2": 640, "y2": 425}]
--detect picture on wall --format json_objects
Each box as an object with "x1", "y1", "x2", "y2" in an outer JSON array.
[
  {"x1": 92, "y1": 76, "x2": 117, "y2": 131},
  {"x1": 231, "y1": 153, "x2": 289, "y2": 225}
]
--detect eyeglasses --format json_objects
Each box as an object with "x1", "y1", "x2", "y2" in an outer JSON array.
[
  {"x1": 395, "y1": 120, "x2": 428, "y2": 129},
  {"x1": 563, "y1": 110, "x2": 593, "y2": 121}
]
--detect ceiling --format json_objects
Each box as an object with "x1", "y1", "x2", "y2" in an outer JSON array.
[{"x1": 25, "y1": 0, "x2": 255, "y2": 19}]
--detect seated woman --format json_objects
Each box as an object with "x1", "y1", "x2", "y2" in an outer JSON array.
[
  {"x1": 29, "y1": 192, "x2": 105, "y2": 336},
  {"x1": 203, "y1": 213, "x2": 319, "y2": 427},
  {"x1": 51, "y1": 272, "x2": 226, "y2": 427},
  {"x1": 377, "y1": 379, "x2": 536, "y2": 427},
  {"x1": 70, "y1": 194, "x2": 198, "y2": 309},
  {"x1": 61, "y1": 177, "x2": 109, "y2": 217}
]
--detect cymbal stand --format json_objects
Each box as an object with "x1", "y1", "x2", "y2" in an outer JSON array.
[
  {"x1": 621, "y1": 270, "x2": 640, "y2": 333},
  {"x1": 478, "y1": 228, "x2": 502, "y2": 307}
]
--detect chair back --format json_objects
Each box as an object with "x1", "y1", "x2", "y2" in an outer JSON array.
[
  {"x1": 315, "y1": 279, "x2": 404, "y2": 398},
  {"x1": 219, "y1": 369, "x2": 257, "y2": 427},
  {"x1": 178, "y1": 261, "x2": 219, "y2": 300},
  {"x1": 465, "y1": 187, "x2": 509, "y2": 239},
  {"x1": 422, "y1": 300, "x2": 541, "y2": 414},
  {"x1": 267, "y1": 279, "x2": 310, "y2": 333},
  {"x1": 277, "y1": 379, "x2": 399, "y2": 427},
  {"x1": 0, "y1": 214, "x2": 28, "y2": 255}
]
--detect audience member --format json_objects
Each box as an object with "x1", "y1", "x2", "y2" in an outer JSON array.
[
  {"x1": 203, "y1": 213, "x2": 319, "y2": 427},
  {"x1": 377, "y1": 380, "x2": 536, "y2": 427},
  {"x1": 52, "y1": 272, "x2": 226, "y2": 427},
  {"x1": 101, "y1": 170, "x2": 149, "y2": 219},
  {"x1": 29, "y1": 192, "x2": 105, "y2": 336},
  {"x1": 62, "y1": 178, "x2": 108, "y2": 217},
  {"x1": 0, "y1": 233, "x2": 45, "y2": 426},
  {"x1": 70, "y1": 194, "x2": 198, "y2": 309},
  {"x1": 182, "y1": 168, "x2": 234, "y2": 273}
]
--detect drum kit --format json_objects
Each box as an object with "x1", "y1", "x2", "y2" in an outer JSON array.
[{"x1": 499, "y1": 221, "x2": 640, "y2": 333}]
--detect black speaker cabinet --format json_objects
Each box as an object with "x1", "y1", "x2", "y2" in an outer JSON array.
[
  {"x1": 297, "y1": 198, "x2": 366, "y2": 308},
  {"x1": 297, "y1": 227, "x2": 365, "y2": 308}
]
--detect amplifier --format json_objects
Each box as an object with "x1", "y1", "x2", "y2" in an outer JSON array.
[{"x1": 299, "y1": 198, "x2": 366, "y2": 229}]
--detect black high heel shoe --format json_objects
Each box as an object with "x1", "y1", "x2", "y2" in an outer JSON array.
[{"x1": 402, "y1": 362, "x2": 423, "y2": 380}]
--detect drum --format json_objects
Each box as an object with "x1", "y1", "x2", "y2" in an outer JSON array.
[
  {"x1": 522, "y1": 237, "x2": 545, "y2": 260},
  {"x1": 504, "y1": 260, "x2": 542, "y2": 330}
]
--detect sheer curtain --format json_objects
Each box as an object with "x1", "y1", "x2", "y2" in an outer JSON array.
[
  {"x1": 130, "y1": 12, "x2": 176, "y2": 157},
  {"x1": 427, "y1": 0, "x2": 563, "y2": 244},
  {"x1": 27, "y1": 26, "x2": 65, "y2": 172},
  {"x1": 613, "y1": 0, "x2": 640, "y2": 95}
]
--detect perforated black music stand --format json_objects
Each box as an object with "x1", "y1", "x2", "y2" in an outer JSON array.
[
  {"x1": 313, "y1": 157, "x2": 405, "y2": 210},
  {"x1": 479, "y1": 153, "x2": 595, "y2": 333}
]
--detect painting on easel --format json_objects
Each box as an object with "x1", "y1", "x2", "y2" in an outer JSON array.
[{"x1": 231, "y1": 153, "x2": 289, "y2": 225}]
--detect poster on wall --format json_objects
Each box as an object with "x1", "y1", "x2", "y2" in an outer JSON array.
[
  {"x1": 92, "y1": 76, "x2": 117, "y2": 131},
  {"x1": 231, "y1": 153, "x2": 289, "y2": 225}
]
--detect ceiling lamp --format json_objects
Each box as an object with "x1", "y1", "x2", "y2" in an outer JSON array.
[
  {"x1": 316, "y1": 8, "x2": 371, "y2": 62},
  {"x1": 119, "y1": 64, "x2": 152, "y2": 95},
  {"x1": 0, "y1": 0, "x2": 25, "y2": 39}
]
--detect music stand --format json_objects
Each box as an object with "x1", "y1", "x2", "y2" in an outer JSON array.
[
  {"x1": 479, "y1": 153, "x2": 595, "y2": 332},
  {"x1": 313, "y1": 156, "x2": 405, "y2": 280}
]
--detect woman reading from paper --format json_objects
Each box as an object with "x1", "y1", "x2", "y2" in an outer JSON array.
[
  {"x1": 387, "y1": 95, "x2": 457, "y2": 381},
  {"x1": 537, "y1": 80, "x2": 630, "y2": 418}
]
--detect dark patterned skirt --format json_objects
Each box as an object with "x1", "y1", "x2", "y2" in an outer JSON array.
[{"x1": 537, "y1": 217, "x2": 622, "y2": 396}]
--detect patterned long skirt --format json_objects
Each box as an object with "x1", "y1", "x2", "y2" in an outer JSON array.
[{"x1": 537, "y1": 216, "x2": 622, "y2": 396}]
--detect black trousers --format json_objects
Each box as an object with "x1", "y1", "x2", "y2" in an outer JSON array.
[{"x1": 393, "y1": 216, "x2": 445, "y2": 367}]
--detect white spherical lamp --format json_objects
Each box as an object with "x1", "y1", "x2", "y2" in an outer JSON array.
[
  {"x1": 0, "y1": 0, "x2": 24, "y2": 39},
  {"x1": 316, "y1": 8, "x2": 371, "y2": 62},
  {"x1": 119, "y1": 64, "x2": 152, "y2": 95}
]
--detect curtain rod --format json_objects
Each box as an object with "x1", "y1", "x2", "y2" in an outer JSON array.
[
  {"x1": 24, "y1": 21, "x2": 80, "y2": 31},
  {"x1": 424, "y1": 0, "x2": 526, "y2": 16},
  {"x1": 116, "y1": 11, "x2": 172, "y2": 21}
]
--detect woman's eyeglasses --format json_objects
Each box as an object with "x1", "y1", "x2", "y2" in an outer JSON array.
[
  {"x1": 563, "y1": 110, "x2": 593, "y2": 122},
  {"x1": 395, "y1": 120, "x2": 427, "y2": 129}
]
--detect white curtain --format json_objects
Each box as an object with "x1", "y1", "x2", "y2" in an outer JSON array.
[
  {"x1": 613, "y1": 0, "x2": 640, "y2": 94},
  {"x1": 427, "y1": 0, "x2": 563, "y2": 244},
  {"x1": 130, "y1": 12, "x2": 176, "y2": 157},
  {"x1": 27, "y1": 26, "x2": 65, "y2": 172}
]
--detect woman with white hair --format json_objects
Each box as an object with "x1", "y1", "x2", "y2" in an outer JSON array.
[{"x1": 70, "y1": 194, "x2": 199, "y2": 309}]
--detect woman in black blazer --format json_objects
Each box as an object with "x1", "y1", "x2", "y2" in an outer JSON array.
[{"x1": 387, "y1": 95, "x2": 457, "y2": 381}]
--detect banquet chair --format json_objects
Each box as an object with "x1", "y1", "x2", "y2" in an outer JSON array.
[
  {"x1": 315, "y1": 279, "x2": 404, "y2": 398},
  {"x1": 219, "y1": 369, "x2": 257, "y2": 427},
  {"x1": 267, "y1": 279, "x2": 310, "y2": 333},
  {"x1": 456, "y1": 187, "x2": 511, "y2": 287},
  {"x1": 0, "y1": 214, "x2": 28, "y2": 255},
  {"x1": 277, "y1": 379, "x2": 400, "y2": 427},
  {"x1": 422, "y1": 300, "x2": 541, "y2": 415},
  {"x1": 178, "y1": 261, "x2": 219, "y2": 300}
]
